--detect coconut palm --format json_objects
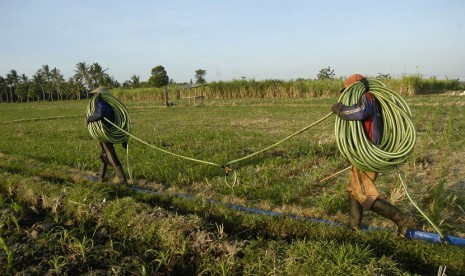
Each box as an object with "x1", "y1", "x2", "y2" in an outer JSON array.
[
  {"x1": 0, "y1": 76, "x2": 7, "y2": 102},
  {"x1": 16, "y1": 74, "x2": 29, "y2": 102},
  {"x1": 38, "y1": 65, "x2": 53, "y2": 100},
  {"x1": 27, "y1": 81, "x2": 40, "y2": 101},
  {"x1": 65, "y1": 77, "x2": 80, "y2": 100},
  {"x1": 32, "y1": 71, "x2": 47, "y2": 101},
  {"x1": 50, "y1": 67, "x2": 64, "y2": 100},
  {"x1": 6, "y1": 69, "x2": 19, "y2": 102},
  {"x1": 74, "y1": 62, "x2": 90, "y2": 98},
  {"x1": 130, "y1": 75, "x2": 140, "y2": 88},
  {"x1": 89, "y1": 62, "x2": 109, "y2": 88}
]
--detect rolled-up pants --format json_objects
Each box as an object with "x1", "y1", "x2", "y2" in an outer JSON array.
[
  {"x1": 348, "y1": 166, "x2": 379, "y2": 210},
  {"x1": 99, "y1": 143, "x2": 121, "y2": 167}
]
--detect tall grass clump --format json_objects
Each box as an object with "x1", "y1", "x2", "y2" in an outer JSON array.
[
  {"x1": 291, "y1": 78, "x2": 345, "y2": 97},
  {"x1": 111, "y1": 86, "x2": 179, "y2": 102},
  {"x1": 381, "y1": 75, "x2": 423, "y2": 96},
  {"x1": 420, "y1": 76, "x2": 462, "y2": 94},
  {"x1": 205, "y1": 78, "x2": 344, "y2": 98},
  {"x1": 381, "y1": 75, "x2": 462, "y2": 96}
]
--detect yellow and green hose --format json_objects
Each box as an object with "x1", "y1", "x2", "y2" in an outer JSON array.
[
  {"x1": 335, "y1": 79, "x2": 416, "y2": 172},
  {"x1": 86, "y1": 92, "x2": 131, "y2": 144},
  {"x1": 334, "y1": 80, "x2": 446, "y2": 238}
]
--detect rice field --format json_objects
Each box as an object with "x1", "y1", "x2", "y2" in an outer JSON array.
[{"x1": 0, "y1": 94, "x2": 464, "y2": 275}]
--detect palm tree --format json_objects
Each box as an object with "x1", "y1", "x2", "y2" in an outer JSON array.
[
  {"x1": 66, "y1": 77, "x2": 80, "y2": 100},
  {"x1": 39, "y1": 65, "x2": 53, "y2": 100},
  {"x1": 32, "y1": 71, "x2": 46, "y2": 101},
  {"x1": 28, "y1": 81, "x2": 40, "y2": 101},
  {"x1": 0, "y1": 76, "x2": 7, "y2": 102},
  {"x1": 107, "y1": 76, "x2": 120, "y2": 88},
  {"x1": 130, "y1": 75, "x2": 140, "y2": 88},
  {"x1": 74, "y1": 62, "x2": 90, "y2": 98},
  {"x1": 89, "y1": 63, "x2": 109, "y2": 89},
  {"x1": 16, "y1": 74, "x2": 29, "y2": 102},
  {"x1": 6, "y1": 69, "x2": 19, "y2": 102},
  {"x1": 50, "y1": 67, "x2": 64, "y2": 100},
  {"x1": 70, "y1": 75, "x2": 81, "y2": 100}
]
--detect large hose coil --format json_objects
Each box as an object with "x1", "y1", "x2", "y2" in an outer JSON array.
[
  {"x1": 86, "y1": 92, "x2": 131, "y2": 144},
  {"x1": 335, "y1": 79, "x2": 416, "y2": 172}
]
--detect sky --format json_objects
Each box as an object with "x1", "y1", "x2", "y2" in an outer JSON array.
[{"x1": 1, "y1": 0, "x2": 464, "y2": 83}]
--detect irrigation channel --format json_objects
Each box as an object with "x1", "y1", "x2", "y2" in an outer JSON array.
[
  {"x1": 81, "y1": 175, "x2": 465, "y2": 246},
  {"x1": 126, "y1": 185, "x2": 465, "y2": 246},
  {"x1": 84, "y1": 82, "x2": 465, "y2": 247}
]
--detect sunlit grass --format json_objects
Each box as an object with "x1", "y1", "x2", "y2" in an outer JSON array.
[{"x1": 1, "y1": 95, "x2": 465, "y2": 274}]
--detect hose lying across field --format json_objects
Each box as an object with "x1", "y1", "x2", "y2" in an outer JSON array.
[
  {"x1": 86, "y1": 91, "x2": 333, "y2": 186},
  {"x1": 86, "y1": 80, "x2": 445, "y2": 241}
]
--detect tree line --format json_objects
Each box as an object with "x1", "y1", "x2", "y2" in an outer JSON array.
[
  {"x1": 0, "y1": 62, "x2": 207, "y2": 103},
  {"x1": 0, "y1": 64, "x2": 353, "y2": 103},
  {"x1": 1, "y1": 63, "x2": 461, "y2": 103}
]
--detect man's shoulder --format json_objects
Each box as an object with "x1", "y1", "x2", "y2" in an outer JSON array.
[
  {"x1": 363, "y1": 91, "x2": 374, "y2": 97},
  {"x1": 98, "y1": 99, "x2": 111, "y2": 106},
  {"x1": 362, "y1": 92, "x2": 377, "y2": 101}
]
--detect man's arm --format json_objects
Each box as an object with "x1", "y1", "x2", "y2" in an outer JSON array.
[
  {"x1": 87, "y1": 101, "x2": 104, "y2": 122},
  {"x1": 332, "y1": 94, "x2": 373, "y2": 121}
]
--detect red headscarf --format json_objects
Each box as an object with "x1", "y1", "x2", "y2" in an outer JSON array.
[{"x1": 344, "y1": 74, "x2": 366, "y2": 88}]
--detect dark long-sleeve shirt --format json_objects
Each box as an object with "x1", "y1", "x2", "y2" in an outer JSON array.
[
  {"x1": 87, "y1": 99, "x2": 115, "y2": 128},
  {"x1": 337, "y1": 92, "x2": 383, "y2": 145}
]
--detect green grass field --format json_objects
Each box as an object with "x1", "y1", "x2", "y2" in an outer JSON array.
[{"x1": 1, "y1": 95, "x2": 464, "y2": 275}]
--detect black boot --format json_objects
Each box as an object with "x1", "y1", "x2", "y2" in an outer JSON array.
[
  {"x1": 348, "y1": 195, "x2": 363, "y2": 231},
  {"x1": 371, "y1": 199, "x2": 415, "y2": 237},
  {"x1": 113, "y1": 165, "x2": 127, "y2": 185},
  {"x1": 99, "y1": 163, "x2": 107, "y2": 182}
]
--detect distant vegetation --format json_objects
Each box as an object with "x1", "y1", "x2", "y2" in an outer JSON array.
[
  {"x1": 113, "y1": 76, "x2": 463, "y2": 102},
  {"x1": 1, "y1": 61, "x2": 462, "y2": 103}
]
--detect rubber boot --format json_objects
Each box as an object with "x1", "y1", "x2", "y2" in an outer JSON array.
[
  {"x1": 370, "y1": 199, "x2": 415, "y2": 237},
  {"x1": 113, "y1": 165, "x2": 127, "y2": 185},
  {"x1": 99, "y1": 163, "x2": 107, "y2": 182},
  {"x1": 348, "y1": 195, "x2": 363, "y2": 231}
]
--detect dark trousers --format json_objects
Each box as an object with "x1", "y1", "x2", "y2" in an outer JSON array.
[{"x1": 99, "y1": 143, "x2": 121, "y2": 167}]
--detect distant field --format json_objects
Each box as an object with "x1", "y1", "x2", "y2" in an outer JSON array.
[{"x1": 1, "y1": 95, "x2": 464, "y2": 275}]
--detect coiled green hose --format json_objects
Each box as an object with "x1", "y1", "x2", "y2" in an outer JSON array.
[
  {"x1": 335, "y1": 79, "x2": 416, "y2": 172},
  {"x1": 86, "y1": 93, "x2": 131, "y2": 144}
]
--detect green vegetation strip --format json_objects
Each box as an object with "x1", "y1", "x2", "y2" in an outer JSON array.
[{"x1": 0, "y1": 115, "x2": 83, "y2": 124}]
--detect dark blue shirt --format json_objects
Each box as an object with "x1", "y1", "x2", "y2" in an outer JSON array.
[
  {"x1": 337, "y1": 92, "x2": 384, "y2": 145},
  {"x1": 87, "y1": 99, "x2": 115, "y2": 128}
]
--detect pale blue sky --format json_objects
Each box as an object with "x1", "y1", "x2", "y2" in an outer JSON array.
[{"x1": 1, "y1": 0, "x2": 464, "y2": 83}]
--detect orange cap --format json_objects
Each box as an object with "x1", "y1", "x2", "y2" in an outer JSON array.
[{"x1": 344, "y1": 74, "x2": 366, "y2": 88}]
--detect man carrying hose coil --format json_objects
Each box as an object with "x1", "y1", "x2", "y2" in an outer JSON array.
[
  {"x1": 86, "y1": 86, "x2": 127, "y2": 185},
  {"x1": 331, "y1": 74, "x2": 415, "y2": 236}
]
